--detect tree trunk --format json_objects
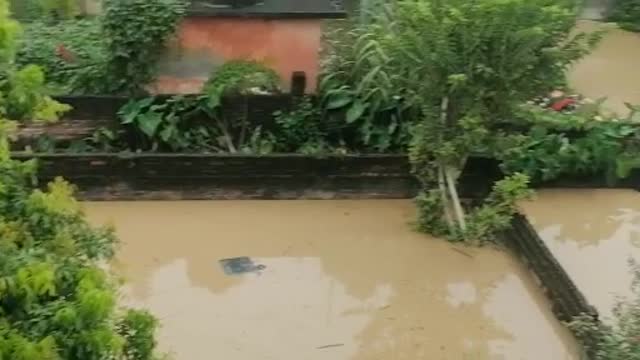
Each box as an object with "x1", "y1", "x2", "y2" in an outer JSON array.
[
  {"x1": 439, "y1": 95, "x2": 466, "y2": 234},
  {"x1": 445, "y1": 166, "x2": 466, "y2": 232},
  {"x1": 438, "y1": 165, "x2": 455, "y2": 230}
]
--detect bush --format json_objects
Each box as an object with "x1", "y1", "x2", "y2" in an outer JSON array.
[
  {"x1": 204, "y1": 59, "x2": 281, "y2": 95},
  {"x1": 1, "y1": 2, "x2": 161, "y2": 357},
  {"x1": 273, "y1": 98, "x2": 329, "y2": 153},
  {"x1": 16, "y1": 0, "x2": 187, "y2": 95},
  {"x1": 1, "y1": 0, "x2": 69, "y2": 121},
  {"x1": 0, "y1": 144, "x2": 162, "y2": 359},
  {"x1": 15, "y1": 19, "x2": 104, "y2": 94},
  {"x1": 9, "y1": 0, "x2": 78, "y2": 21},
  {"x1": 336, "y1": 0, "x2": 599, "y2": 241},
  {"x1": 40, "y1": 0, "x2": 79, "y2": 19},
  {"x1": 101, "y1": 0, "x2": 186, "y2": 95},
  {"x1": 609, "y1": 0, "x2": 640, "y2": 32},
  {"x1": 9, "y1": 0, "x2": 44, "y2": 20},
  {"x1": 320, "y1": 19, "x2": 413, "y2": 152}
]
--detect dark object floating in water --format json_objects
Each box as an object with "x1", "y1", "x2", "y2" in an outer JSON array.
[{"x1": 219, "y1": 257, "x2": 266, "y2": 275}]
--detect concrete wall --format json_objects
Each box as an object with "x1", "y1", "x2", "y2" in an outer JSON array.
[{"x1": 154, "y1": 17, "x2": 323, "y2": 94}]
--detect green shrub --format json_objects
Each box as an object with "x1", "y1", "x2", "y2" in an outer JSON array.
[
  {"x1": 341, "y1": 0, "x2": 599, "y2": 242},
  {"x1": 273, "y1": 98, "x2": 329, "y2": 153},
  {"x1": 15, "y1": 0, "x2": 187, "y2": 95},
  {"x1": 41, "y1": 0, "x2": 79, "y2": 19},
  {"x1": 1, "y1": 0, "x2": 70, "y2": 121},
  {"x1": 320, "y1": 20, "x2": 413, "y2": 152},
  {"x1": 204, "y1": 59, "x2": 281, "y2": 96},
  {"x1": 15, "y1": 19, "x2": 104, "y2": 94},
  {"x1": 9, "y1": 0, "x2": 78, "y2": 21},
  {"x1": 101, "y1": 0, "x2": 186, "y2": 95},
  {"x1": 609, "y1": 0, "x2": 640, "y2": 32},
  {"x1": 1, "y1": 1, "x2": 161, "y2": 356},
  {"x1": 0, "y1": 143, "x2": 162, "y2": 359},
  {"x1": 8, "y1": 0, "x2": 44, "y2": 20},
  {"x1": 494, "y1": 104, "x2": 640, "y2": 184}
]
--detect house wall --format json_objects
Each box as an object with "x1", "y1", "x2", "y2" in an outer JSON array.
[{"x1": 153, "y1": 17, "x2": 323, "y2": 94}]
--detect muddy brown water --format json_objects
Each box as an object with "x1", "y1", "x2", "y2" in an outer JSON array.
[
  {"x1": 569, "y1": 21, "x2": 640, "y2": 116},
  {"x1": 85, "y1": 200, "x2": 579, "y2": 359},
  {"x1": 521, "y1": 189, "x2": 640, "y2": 320}
]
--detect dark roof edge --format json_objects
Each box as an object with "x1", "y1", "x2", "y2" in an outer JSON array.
[{"x1": 185, "y1": 9, "x2": 347, "y2": 19}]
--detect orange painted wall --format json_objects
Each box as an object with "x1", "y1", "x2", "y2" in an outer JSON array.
[{"x1": 154, "y1": 17, "x2": 323, "y2": 94}]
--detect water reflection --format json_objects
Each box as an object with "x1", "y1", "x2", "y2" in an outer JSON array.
[
  {"x1": 522, "y1": 189, "x2": 640, "y2": 247},
  {"x1": 569, "y1": 20, "x2": 640, "y2": 116},
  {"x1": 87, "y1": 200, "x2": 579, "y2": 360},
  {"x1": 522, "y1": 189, "x2": 640, "y2": 319}
]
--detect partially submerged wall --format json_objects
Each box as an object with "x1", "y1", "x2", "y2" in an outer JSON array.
[
  {"x1": 14, "y1": 153, "x2": 416, "y2": 200},
  {"x1": 503, "y1": 215, "x2": 597, "y2": 322}
]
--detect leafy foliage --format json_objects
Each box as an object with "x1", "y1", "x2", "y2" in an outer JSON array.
[
  {"x1": 14, "y1": 0, "x2": 186, "y2": 95},
  {"x1": 115, "y1": 94, "x2": 277, "y2": 154},
  {"x1": 204, "y1": 60, "x2": 281, "y2": 96},
  {"x1": 0, "y1": 0, "x2": 20, "y2": 64},
  {"x1": 320, "y1": 20, "x2": 413, "y2": 152},
  {"x1": 40, "y1": 0, "x2": 79, "y2": 19},
  {"x1": 0, "y1": 141, "x2": 162, "y2": 359},
  {"x1": 15, "y1": 19, "x2": 105, "y2": 94},
  {"x1": 609, "y1": 0, "x2": 640, "y2": 32},
  {"x1": 0, "y1": 0, "x2": 70, "y2": 122},
  {"x1": 101, "y1": 0, "x2": 186, "y2": 95},
  {"x1": 496, "y1": 104, "x2": 640, "y2": 184},
  {"x1": 414, "y1": 172, "x2": 533, "y2": 243},
  {"x1": 463, "y1": 173, "x2": 534, "y2": 243},
  {"x1": 1, "y1": 2, "x2": 162, "y2": 355},
  {"x1": 8, "y1": 0, "x2": 44, "y2": 20},
  {"x1": 1, "y1": 65, "x2": 71, "y2": 122},
  {"x1": 0, "y1": 0, "x2": 160, "y2": 360},
  {"x1": 344, "y1": 0, "x2": 600, "y2": 242},
  {"x1": 117, "y1": 96, "x2": 222, "y2": 152},
  {"x1": 273, "y1": 98, "x2": 332, "y2": 154},
  {"x1": 9, "y1": 0, "x2": 78, "y2": 20}
]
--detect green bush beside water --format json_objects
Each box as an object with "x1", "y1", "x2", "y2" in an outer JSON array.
[
  {"x1": 609, "y1": 0, "x2": 640, "y2": 32},
  {"x1": 1, "y1": 0, "x2": 163, "y2": 357}
]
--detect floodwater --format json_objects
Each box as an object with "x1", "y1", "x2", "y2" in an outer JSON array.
[
  {"x1": 569, "y1": 20, "x2": 640, "y2": 116},
  {"x1": 521, "y1": 189, "x2": 640, "y2": 319},
  {"x1": 85, "y1": 200, "x2": 580, "y2": 360}
]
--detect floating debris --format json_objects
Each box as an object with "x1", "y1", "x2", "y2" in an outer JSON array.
[{"x1": 219, "y1": 257, "x2": 266, "y2": 275}]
